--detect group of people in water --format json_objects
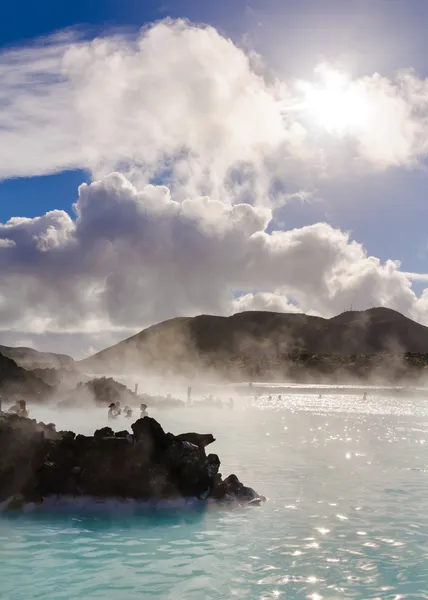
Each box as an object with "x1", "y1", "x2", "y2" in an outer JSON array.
[
  {"x1": 107, "y1": 395, "x2": 234, "y2": 419},
  {"x1": 0, "y1": 388, "x2": 371, "y2": 425},
  {"x1": 107, "y1": 401, "x2": 148, "y2": 421},
  {"x1": 261, "y1": 393, "x2": 367, "y2": 401}
]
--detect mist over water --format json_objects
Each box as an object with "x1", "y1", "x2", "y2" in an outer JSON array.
[{"x1": 3, "y1": 391, "x2": 428, "y2": 599}]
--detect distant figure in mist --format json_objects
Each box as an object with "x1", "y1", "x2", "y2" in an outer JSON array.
[
  {"x1": 318, "y1": 394, "x2": 323, "y2": 399},
  {"x1": 187, "y1": 386, "x2": 192, "y2": 405},
  {"x1": 108, "y1": 403, "x2": 118, "y2": 420},
  {"x1": 278, "y1": 395, "x2": 282, "y2": 402},
  {"x1": 8, "y1": 399, "x2": 28, "y2": 418},
  {"x1": 140, "y1": 403, "x2": 148, "y2": 418},
  {"x1": 228, "y1": 397, "x2": 234, "y2": 410},
  {"x1": 363, "y1": 392, "x2": 368, "y2": 401},
  {"x1": 124, "y1": 406, "x2": 133, "y2": 418},
  {"x1": 115, "y1": 401, "x2": 122, "y2": 416}
]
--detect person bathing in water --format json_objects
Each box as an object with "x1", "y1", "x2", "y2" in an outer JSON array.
[
  {"x1": 8, "y1": 399, "x2": 29, "y2": 418},
  {"x1": 108, "y1": 402, "x2": 132, "y2": 420},
  {"x1": 108, "y1": 403, "x2": 119, "y2": 420},
  {"x1": 140, "y1": 403, "x2": 148, "y2": 418}
]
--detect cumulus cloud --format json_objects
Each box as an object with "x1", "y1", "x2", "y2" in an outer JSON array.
[
  {"x1": 0, "y1": 20, "x2": 291, "y2": 203},
  {"x1": 2, "y1": 19, "x2": 428, "y2": 203},
  {"x1": 231, "y1": 292, "x2": 304, "y2": 314},
  {"x1": 403, "y1": 272, "x2": 428, "y2": 282},
  {"x1": 0, "y1": 239, "x2": 15, "y2": 248},
  {"x1": 1, "y1": 172, "x2": 428, "y2": 357},
  {"x1": 2, "y1": 20, "x2": 428, "y2": 356}
]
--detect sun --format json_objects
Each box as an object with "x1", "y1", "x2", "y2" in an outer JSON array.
[{"x1": 301, "y1": 66, "x2": 371, "y2": 135}]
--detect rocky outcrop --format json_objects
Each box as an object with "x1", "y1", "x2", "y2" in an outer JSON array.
[
  {"x1": 175, "y1": 432, "x2": 216, "y2": 449},
  {"x1": 56, "y1": 377, "x2": 141, "y2": 409},
  {"x1": 0, "y1": 413, "x2": 264, "y2": 509},
  {"x1": 77, "y1": 377, "x2": 137, "y2": 406}
]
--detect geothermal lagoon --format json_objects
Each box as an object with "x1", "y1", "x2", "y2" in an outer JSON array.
[{"x1": 2, "y1": 390, "x2": 428, "y2": 599}]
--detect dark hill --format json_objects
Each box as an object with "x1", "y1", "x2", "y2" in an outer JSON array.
[
  {"x1": 0, "y1": 345, "x2": 74, "y2": 370},
  {"x1": 0, "y1": 352, "x2": 53, "y2": 399},
  {"x1": 79, "y1": 307, "x2": 428, "y2": 380}
]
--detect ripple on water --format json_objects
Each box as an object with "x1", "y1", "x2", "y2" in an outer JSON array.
[{"x1": 3, "y1": 396, "x2": 428, "y2": 598}]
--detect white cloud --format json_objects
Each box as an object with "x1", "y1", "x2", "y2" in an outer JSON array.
[
  {"x1": 1, "y1": 172, "x2": 427, "y2": 358},
  {"x1": 0, "y1": 20, "x2": 292, "y2": 204},
  {"x1": 2, "y1": 20, "x2": 428, "y2": 203},
  {"x1": 1, "y1": 20, "x2": 428, "y2": 356},
  {"x1": 402, "y1": 272, "x2": 428, "y2": 282},
  {"x1": 0, "y1": 239, "x2": 15, "y2": 248},
  {"x1": 351, "y1": 71, "x2": 428, "y2": 167},
  {"x1": 231, "y1": 292, "x2": 304, "y2": 314}
]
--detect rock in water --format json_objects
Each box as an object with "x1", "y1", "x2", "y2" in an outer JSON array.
[
  {"x1": 94, "y1": 427, "x2": 114, "y2": 439},
  {"x1": 0, "y1": 414, "x2": 265, "y2": 507},
  {"x1": 175, "y1": 432, "x2": 216, "y2": 449}
]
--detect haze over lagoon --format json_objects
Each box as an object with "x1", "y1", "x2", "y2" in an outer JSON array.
[
  {"x1": 4, "y1": 0, "x2": 428, "y2": 599},
  {"x1": 3, "y1": 391, "x2": 428, "y2": 599}
]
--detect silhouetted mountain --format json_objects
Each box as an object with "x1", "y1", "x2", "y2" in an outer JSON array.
[
  {"x1": 0, "y1": 352, "x2": 53, "y2": 398},
  {"x1": 79, "y1": 307, "x2": 428, "y2": 381},
  {"x1": 0, "y1": 345, "x2": 74, "y2": 370}
]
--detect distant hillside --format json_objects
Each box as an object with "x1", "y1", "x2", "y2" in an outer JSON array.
[
  {"x1": 0, "y1": 352, "x2": 53, "y2": 399},
  {"x1": 0, "y1": 345, "x2": 74, "y2": 370},
  {"x1": 79, "y1": 307, "x2": 428, "y2": 381}
]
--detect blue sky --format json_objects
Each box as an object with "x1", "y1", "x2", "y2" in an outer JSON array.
[{"x1": 2, "y1": 0, "x2": 428, "y2": 355}]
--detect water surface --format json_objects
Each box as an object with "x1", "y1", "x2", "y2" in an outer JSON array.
[{"x1": 2, "y1": 393, "x2": 428, "y2": 599}]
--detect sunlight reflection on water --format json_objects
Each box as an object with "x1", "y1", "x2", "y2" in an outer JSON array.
[{"x1": 2, "y1": 392, "x2": 428, "y2": 599}]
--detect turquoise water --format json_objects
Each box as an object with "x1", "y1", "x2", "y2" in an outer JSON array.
[{"x1": 2, "y1": 394, "x2": 428, "y2": 599}]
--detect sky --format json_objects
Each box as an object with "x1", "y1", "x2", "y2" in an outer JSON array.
[{"x1": 2, "y1": 0, "x2": 428, "y2": 358}]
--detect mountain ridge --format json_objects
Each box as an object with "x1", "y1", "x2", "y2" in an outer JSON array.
[
  {"x1": 0, "y1": 352, "x2": 53, "y2": 398},
  {"x1": 79, "y1": 307, "x2": 428, "y2": 380},
  {"x1": 0, "y1": 345, "x2": 74, "y2": 370}
]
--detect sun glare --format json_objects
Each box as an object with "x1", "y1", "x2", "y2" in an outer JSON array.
[{"x1": 301, "y1": 66, "x2": 371, "y2": 135}]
